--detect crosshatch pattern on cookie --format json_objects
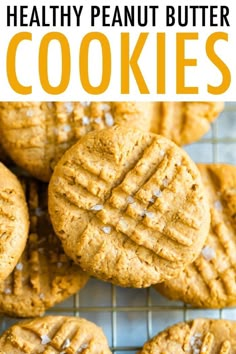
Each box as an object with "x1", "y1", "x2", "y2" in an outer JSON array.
[
  {"x1": 0, "y1": 179, "x2": 89, "y2": 317},
  {"x1": 138, "y1": 318, "x2": 236, "y2": 354},
  {"x1": 0, "y1": 316, "x2": 111, "y2": 353},
  {"x1": 156, "y1": 163, "x2": 236, "y2": 308},
  {"x1": 0, "y1": 102, "x2": 155, "y2": 181},
  {"x1": 49, "y1": 126, "x2": 210, "y2": 288}
]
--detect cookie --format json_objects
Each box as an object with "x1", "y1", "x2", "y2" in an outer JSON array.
[
  {"x1": 0, "y1": 179, "x2": 89, "y2": 317},
  {"x1": 0, "y1": 163, "x2": 29, "y2": 282},
  {"x1": 155, "y1": 163, "x2": 236, "y2": 308},
  {"x1": 150, "y1": 102, "x2": 224, "y2": 146},
  {"x1": 0, "y1": 316, "x2": 111, "y2": 353},
  {"x1": 139, "y1": 318, "x2": 236, "y2": 354},
  {"x1": 48, "y1": 125, "x2": 210, "y2": 288},
  {"x1": 0, "y1": 102, "x2": 155, "y2": 182}
]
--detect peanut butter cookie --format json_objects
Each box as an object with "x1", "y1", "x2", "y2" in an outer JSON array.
[
  {"x1": 0, "y1": 316, "x2": 111, "y2": 353},
  {"x1": 150, "y1": 102, "x2": 224, "y2": 146},
  {"x1": 0, "y1": 163, "x2": 29, "y2": 282},
  {"x1": 139, "y1": 318, "x2": 236, "y2": 354},
  {"x1": 0, "y1": 102, "x2": 155, "y2": 181},
  {"x1": 48, "y1": 126, "x2": 210, "y2": 287},
  {"x1": 156, "y1": 164, "x2": 236, "y2": 308},
  {"x1": 0, "y1": 179, "x2": 89, "y2": 317}
]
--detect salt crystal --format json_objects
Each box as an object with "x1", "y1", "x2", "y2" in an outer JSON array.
[
  {"x1": 62, "y1": 338, "x2": 71, "y2": 349},
  {"x1": 64, "y1": 102, "x2": 73, "y2": 113},
  {"x1": 202, "y1": 246, "x2": 216, "y2": 261},
  {"x1": 189, "y1": 333, "x2": 202, "y2": 354},
  {"x1": 153, "y1": 189, "x2": 162, "y2": 198},
  {"x1": 90, "y1": 204, "x2": 103, "y2": 211},
  {"x1": 127, "y1": 196, "x2": 135, "y2": 204},
  {"x1": 102, "y1": 103, "x2": 110, "y2": 111},
  {"x1": 81, "y1": 101, "x2": 90, "y2": 107},
  {"x1": 101, "y1": 226, "x2": 112, "y2": 234},
  {"x1": 162, "y1": 177, "x2": 169, "y2": 187},
  {"x1": 16, "y1": 263, "x2": 23, "y2": 271},
  {"x1": 214, "y1": 200, "x2": 223, "y2": 211},
  {"x1": 39, "y1": 293, "x2": 45, "y2": 300},
  {"x1": 159, "y1": 149, "x2": 165, "y2": 157},
  {"x1": 41, "y1": 334, "x2": 51, "y2": 345},
  {"x1": 94, "y1": 117, "x2": 102, "y2": 124},
  {"x1": 77, "y1": 343, "x2": 88, "y2": 352},
  {"x1": 144, "y1": 211, "x2": 155, "y2": 218},
  {"x1": 82, "y1": 116, "x2": 90, "y2": 125},
  {"x1": 105, "y1": 113, "x2": 114, "y2": 127},
  {"x1": 57, "y1": 262, "x2": 63, "y2": 268},
  {"x1": 4, "y1": 288, "x2": 11, "y2": 294},
  {"x1": 26, "y1": 109, "x2": 33, "y2": 117},
  {"x1": 62, "y1": 124, "x2": 72, "y2": 133},
  {"x1": 149, "y1": 198, "x2": 155, "y2": 203}
]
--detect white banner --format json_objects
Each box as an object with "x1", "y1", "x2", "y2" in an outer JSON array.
[{"x1": 0, "y1": 0, "x2": 235, "y2": 101}]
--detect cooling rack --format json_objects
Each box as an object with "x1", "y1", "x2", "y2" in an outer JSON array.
[{"x1": 0, "y1": 102, "x2": 236, "y2": 354}]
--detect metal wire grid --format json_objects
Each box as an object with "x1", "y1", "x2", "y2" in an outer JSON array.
[{"x1": 1, "y1": 102, "x2": 236, "y2": 354}]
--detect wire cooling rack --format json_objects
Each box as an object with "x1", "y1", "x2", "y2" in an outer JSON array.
[{"x1": 0, "y1": 102, "x2": 236, "y2": 354}]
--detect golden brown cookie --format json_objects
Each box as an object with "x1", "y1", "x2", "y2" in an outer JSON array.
[
  {"x1": 48, "y1": 126, "x2": 210, "y2": 288},
  {"x1": 0, "y1": 179, "x2": 89, "y2": 317},
  {"x1": 156, "y1": 163, "x2": 236, "y2": 308},
  {"x1": 0, "y1": 102, "x2": 155, "y2": 182},
  {"x1": 0, "y1": 163, "x2": 29, "y2": 282},
  {"x1": 0, "y1": 316, "x2": 111, "y2": 353},
  {"x1": 150, "y1": 102, "x2": 224, "y2": 146},
  {"x1": 139, "y1": 318, "x2": 236, "y2": 354}
]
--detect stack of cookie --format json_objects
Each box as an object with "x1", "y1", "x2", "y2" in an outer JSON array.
[{"x1": 1, "y1": 101, "x2": 236, "y2": 353}]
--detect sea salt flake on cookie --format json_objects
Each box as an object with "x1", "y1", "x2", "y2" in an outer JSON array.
[
  {"x1": 82, "y1": 116, "x2": 90, "y2": 125},
  {"x1": 101, "y1": 226, "x2": 112, "y2": 234},
  {"x1": 214, "y1": 200, "x2": 223, "y2": 211},
  {"x1": 62, "y1": 338, "x2": 71, "y2": 349},
  {"x1": 105, "y1": 113, "x2": 114, "y2": 127},
  {"x1": 41, "y1": 334, "x2": 51, "y2": 345},
  {"x1": 90, "y1": 204, "x2": 103, "y2": 211},
  {"x1": 201, "y1": 246, "x2": 216, "y2": 261},
  {"x1": 16, "y1": 262, "x2": 23, "y2": 271}
]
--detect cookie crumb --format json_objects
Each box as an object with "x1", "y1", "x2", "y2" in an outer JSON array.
[
  {"x1": 82, "y1": 116, "x2": 90, "y2": 126},
  {"x1": 101, "y1": 226, "x2": 112, "y2": 234},
  {"x1": 62, "y1": 338, "x2": 71, "y2": 349},
  {"x1": 41, "y1": 334, "x2": 51, "y2": 345},
  {"x1": 90, "y1": 204, "x2": 103, "y2": 211},
  {"x1": 201, "y1": 246, "x2": 215, "y2": 261},
  {"x1": 105, "y1": 113, "x2": 114, "y2": 127},
  {"x1": 16, "y1": 263, "x2": 23, "y2": 271}
]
